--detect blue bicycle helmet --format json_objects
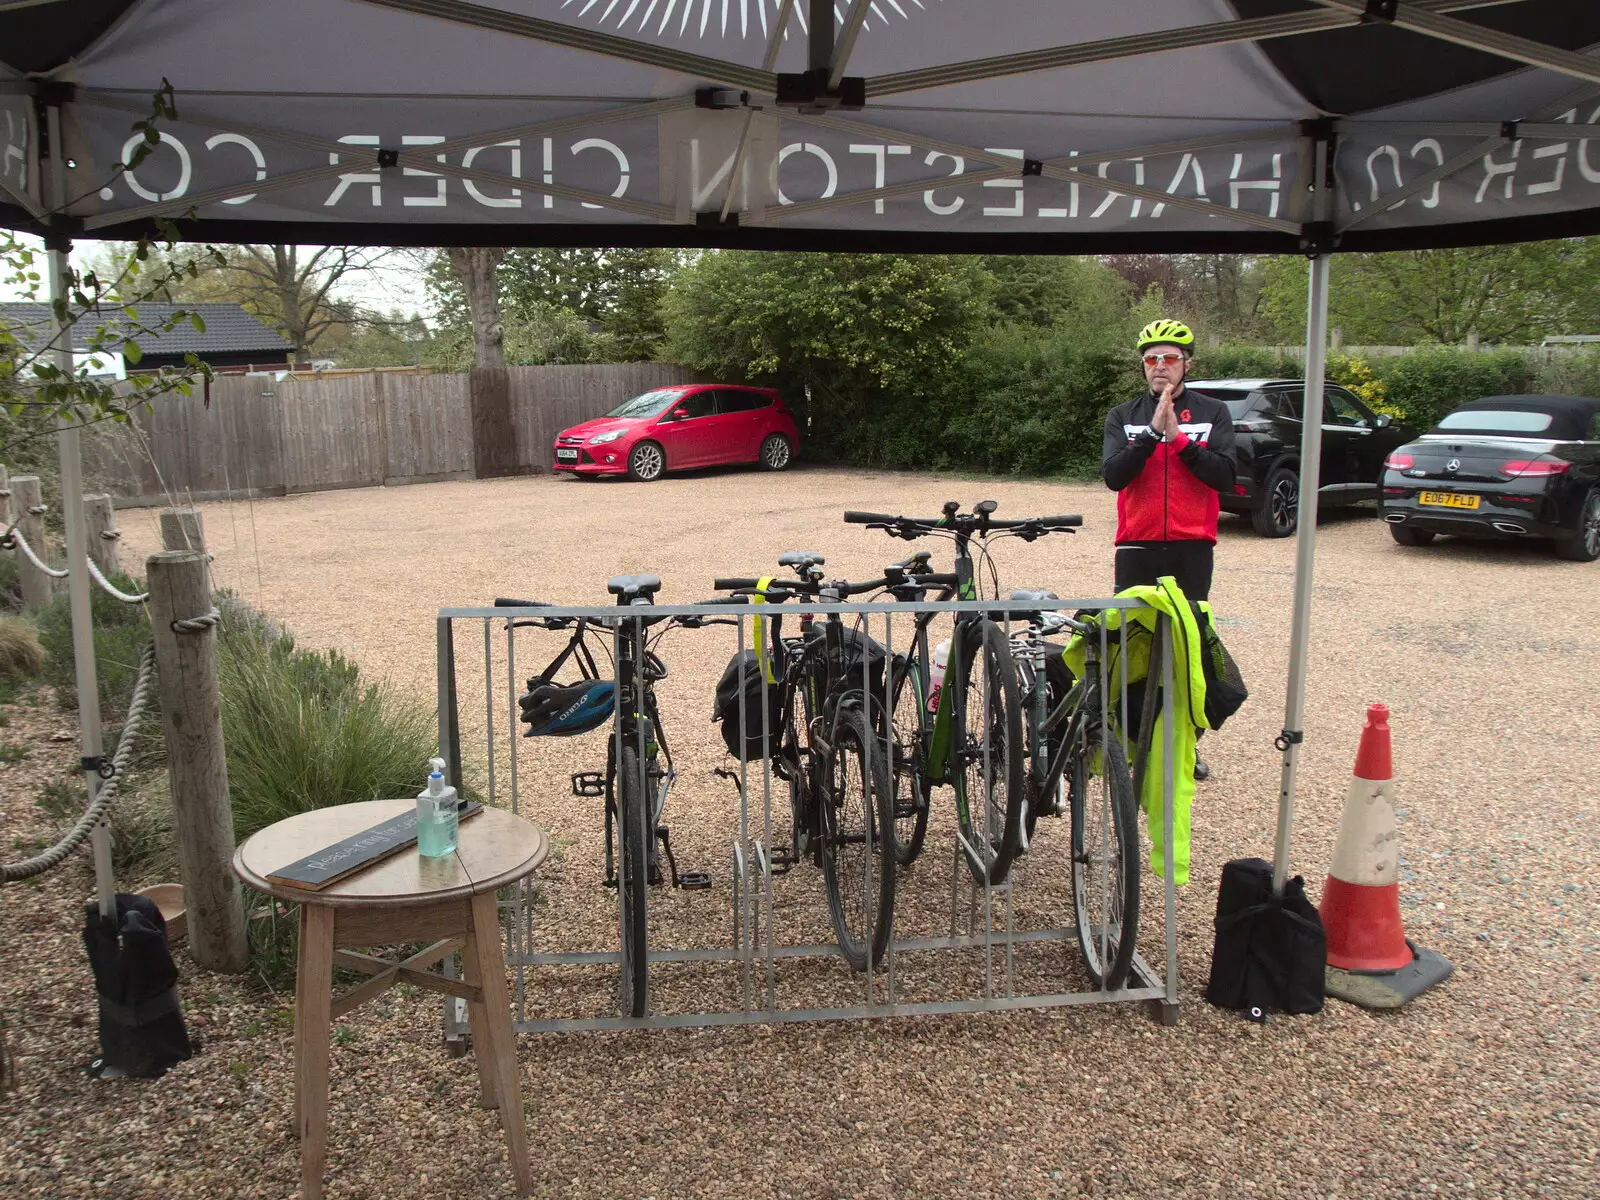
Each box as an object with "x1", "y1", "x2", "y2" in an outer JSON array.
[{"x1": 519, "y1": 679, "x2": 615, "y2": 737}]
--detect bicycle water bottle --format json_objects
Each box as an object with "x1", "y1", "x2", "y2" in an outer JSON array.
[{"x1": 927, "y1": 640, "x2": 952, "y2": 715}]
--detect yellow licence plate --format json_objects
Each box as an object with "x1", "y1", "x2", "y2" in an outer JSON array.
[{"x1": 1418, "y1": 491, "x2": 1480, "y2": 510}]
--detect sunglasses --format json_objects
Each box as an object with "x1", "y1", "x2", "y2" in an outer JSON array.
[{"x1": 1142, "y1": 352, "x2": 1187, "y2": 367}]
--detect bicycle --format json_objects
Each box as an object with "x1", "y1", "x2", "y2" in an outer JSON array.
[
  {"x1": 1009, "y1": 602, "x2": 1142, "y2": 990},
  {"x1": 843, "y1": 502, "x2": 1081, "y2": 886},
  {"x1": 498, "y1": 576, "x2": 738, "y2": 1017},
  {"x1": 711, "y1": 556, "x2": 897, "y2": 972}
]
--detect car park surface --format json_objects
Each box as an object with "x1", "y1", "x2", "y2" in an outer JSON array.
[{"x1": 5, "y1": 469, "x2": 1596, "y2": 1200}]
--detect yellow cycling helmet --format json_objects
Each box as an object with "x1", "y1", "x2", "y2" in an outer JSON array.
[{"x1": 1136, "y1": 319, "x2": 1194, "y2": 353}]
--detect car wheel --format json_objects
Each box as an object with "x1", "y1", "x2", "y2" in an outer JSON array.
[
  {"x1": 758, "y1": 433, "x2": 793, "y2": 471},
  {"x1": 626, "y1": 441, "x2": 665, "y2": 482},
  {"x1": 1251, "y1": 466, "x2": 1299, "y2": 538},
  {"x1": 1389, "y1": 523, "x2": 1435, "y2": 547},
  {"x1": 1554, "y1": 489, "x2": 1600, "y2": 562}
]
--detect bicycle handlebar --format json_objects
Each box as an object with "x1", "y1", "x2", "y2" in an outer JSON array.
[{"x1": 842, "y1": 510, "x2": 1082, "y2": 537}]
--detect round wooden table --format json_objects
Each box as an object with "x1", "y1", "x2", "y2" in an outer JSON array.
[{"x1": 234, "y1": 798, "x2": 548, "y2": 1200}]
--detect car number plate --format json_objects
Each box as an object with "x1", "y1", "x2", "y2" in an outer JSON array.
[
  {"x1": 1418, "y1": 491, "x2": 1478, "y2": 510},
  {"x1": 555, "y1": 449, "x2": 579, "y2": 459}
]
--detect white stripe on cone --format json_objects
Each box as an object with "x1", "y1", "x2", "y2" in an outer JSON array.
[{"x1": 1327, "y1": 776, "x2": 1399, "y2": 887}]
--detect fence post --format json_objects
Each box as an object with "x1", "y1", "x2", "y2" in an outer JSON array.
[
  {"x1": 0, "y1": 464, "x2": 10, "y2": 527},
  {"x1": 147, "y1": 547, "x2": 248, "y2": 973},
  {"x1": 160, "y1": 506, "x2": 206, "y2": 552},
  {"x1": 12, "y1": 476, "x2": 55, "y2": 609},
  {"x1": 84, "y1": 493, "x2": 121, "y2": 578}
]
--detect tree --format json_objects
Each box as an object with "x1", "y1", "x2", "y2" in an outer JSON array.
[
  {"x1": 500, "y1": 248, "x2": 679, "y2": 360},
  {"x1": 2, "y1": 230, "x2": 215, "y2": 465},
  {"x1": 445, "y1": 247, "x2": 507, "y2": 368},
  {"x1": 979, "y1": 255, "x2": 1132, "y2": 341},
  {"x1": 98, "y1": 242, "x2": 401, "y2": 354},
  {"x1": 663, "y1": 251, "x2": 991, "y2": 459},
  {"x1": 1257, "y1": 240, "x2": 1600, "y2": 345}
]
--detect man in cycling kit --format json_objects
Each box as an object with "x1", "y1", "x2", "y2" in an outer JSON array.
[{"x1": 1102, "y1": 319, "x2": 1236, "y2": 601}]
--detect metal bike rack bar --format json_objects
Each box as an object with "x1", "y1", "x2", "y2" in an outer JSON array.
[{"x1": 437, "y1": 596, "x2": 1182, "y2": 1035}]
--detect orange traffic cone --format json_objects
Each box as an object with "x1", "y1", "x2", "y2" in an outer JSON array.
[{"x1": 1319, "y1": 704, "x2": 1453, "y2": 1009}]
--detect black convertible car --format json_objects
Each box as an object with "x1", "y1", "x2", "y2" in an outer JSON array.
[{"x1": 1379, "y1": 394, "x2": 1600, "y2": 562}]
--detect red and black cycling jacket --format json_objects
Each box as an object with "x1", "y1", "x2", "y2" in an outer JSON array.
[{"x1": 1101, "y1": 389, "x2": 1237, "y2": 544}]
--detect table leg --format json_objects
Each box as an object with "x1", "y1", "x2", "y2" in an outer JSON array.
[
  {"x1": 295, "y1": 904, "x2": 336, "y2": 1200},
  {"x1": 460, "y1": 907, "x2": 501, "y2": 1110},
  {"x1": 468, "y1": 889, "x2": 533, "y2": 1196}
]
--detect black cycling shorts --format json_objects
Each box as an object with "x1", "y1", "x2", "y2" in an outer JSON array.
[{"x1": 1113, "y1": 540, "x2": 1214, "y2": 602}]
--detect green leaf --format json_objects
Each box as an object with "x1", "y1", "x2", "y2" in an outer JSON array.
[
  {"x1": 190, "y1": 313, "x2": 206, "y2": 333},
  {"x1": 122, "y1": 341, "x2": 143, "y2": 365}
]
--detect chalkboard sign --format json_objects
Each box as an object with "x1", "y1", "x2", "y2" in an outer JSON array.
[{"x1": 265, "y1": 802, "x2": 484, "y2": 892}]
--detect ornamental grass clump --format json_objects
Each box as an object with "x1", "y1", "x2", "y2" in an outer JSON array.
[
  {"x1": 216, "y1": 598, "x2": 435, "y2": 844},
  {"x1": 0, "y1": 613, "x2": 44, "y2": 679}
]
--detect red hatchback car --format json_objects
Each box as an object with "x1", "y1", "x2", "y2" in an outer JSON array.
[{"x1": 552, "y1": 384, "x2": 800, "y2": 481}]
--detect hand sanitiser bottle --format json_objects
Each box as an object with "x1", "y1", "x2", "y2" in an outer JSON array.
[{"x1": 416, "y1": 757, "x2": 459, "y2": 857}]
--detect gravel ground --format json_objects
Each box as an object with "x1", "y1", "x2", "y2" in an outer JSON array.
[{"x1": 2, "y1": 464, "x2": 1596, "y2": 1199}]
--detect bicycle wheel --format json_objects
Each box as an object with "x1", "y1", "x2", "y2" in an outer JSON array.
[
  {"x1": 951, "y1": 619, "x2": 1025, "y2": 885},
  {"x1": 616, "y1": 745, "x2": 650, "y2": 1016},
  {"x1": 888, "y1": 657, "x2": 931, "y2": 866},
  {"x1": 1070, "y1": 728, "x2": 1140, "y2": 991},
  {"x1": 820, "y1": 705, "x2": 897, "y2": 971}
]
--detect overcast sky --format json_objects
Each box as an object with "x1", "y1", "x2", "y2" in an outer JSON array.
[{"x1": 2, "y1": 234, "x2": 435, "y2": 318}]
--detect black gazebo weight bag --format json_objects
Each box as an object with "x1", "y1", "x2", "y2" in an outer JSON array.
[{"x1": 1204, "y1": 857, "x2": 1326, "y2": 1018}]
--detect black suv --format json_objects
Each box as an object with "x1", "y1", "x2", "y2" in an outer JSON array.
[{"x1": 1186, "y1": 378, "x2": 1417, "y2": 537}]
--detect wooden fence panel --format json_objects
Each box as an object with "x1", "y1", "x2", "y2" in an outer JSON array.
[
  {"x1": 278, "y1": 373, "x2": 385, "y2": 493},
  {"x1": 379, "y1": 370, "x2": 472, "y2": 482},
  {"x1": 83, "y1": 363, "x2": 693, "y2": 502}
]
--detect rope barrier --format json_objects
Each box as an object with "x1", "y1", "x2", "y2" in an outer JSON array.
[
  {"x1": 1, "y1": 525, "x2": 70, "y2": 579},
  {"x1": 85, "y1": 557, "x2": 150, "y2": 604},
  {"x1": 171, "y1": 606, "x2": 221, "y2": 634},
  {"x1": 0, "y1": 643, "x2": 158, "y2": 884},
  {"x1": 0, "y1": 525, "x2": 149, "y2": 603}
]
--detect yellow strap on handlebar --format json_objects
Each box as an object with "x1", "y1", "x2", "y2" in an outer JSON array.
[{"x1": 752, "y1": 575, "x2": 777, "y2": 684}]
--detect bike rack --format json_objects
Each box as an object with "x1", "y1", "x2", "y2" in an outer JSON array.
[{"x1": 434, "y1": 597, "x2": 1181, "y2": 1042}]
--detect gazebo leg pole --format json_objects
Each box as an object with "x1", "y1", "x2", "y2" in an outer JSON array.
[
  {"x1": 1272, "y1": 251, "x2": 1332, "y2": 895},
  {"x1": 49, "y1": 237, "x2": 116, "y2": 922}
]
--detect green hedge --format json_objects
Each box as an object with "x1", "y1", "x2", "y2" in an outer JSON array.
[{"x1": 799, "y1": 337, "x2": 1600, "y2": 476}]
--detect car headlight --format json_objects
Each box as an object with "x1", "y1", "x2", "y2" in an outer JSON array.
[{"x1": 588, "y1": 430, "x2": 625, "y2": 445}]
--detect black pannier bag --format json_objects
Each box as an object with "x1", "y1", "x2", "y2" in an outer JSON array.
[
  {"x1": 1197, "y1": 610, "x2": 1248, "y2": 731},
  {"x1": 810, "y1": 624, "x2": 888, "y2": 699},
  {"x1": 713, "y1": 649, "x2": 782, "y2": 761},
  {"x1": 1204, "y1": 857, "x2": 1326, "y2": 1018}
]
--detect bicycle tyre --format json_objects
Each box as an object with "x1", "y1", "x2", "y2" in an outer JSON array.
[
  {"x1": 888, "y1": 658, "x2": 931, "y2": 867},
  {"x1": 820, "y1": 705, "x2": 897, "y2": 971},
  {"x1": 1070, "y1": 729, "x2": 1140, "y2": 991},
  {"x1": 616, "y1": 745, "x2": 650, "y2": 1016},
  {"x1": 951, "y1": 619, "x2": 1026, "y2": 885}
]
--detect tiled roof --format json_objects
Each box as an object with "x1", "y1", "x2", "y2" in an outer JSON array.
[{"x1": 0, "y1": 301, "x2": 294, "y2": 357}]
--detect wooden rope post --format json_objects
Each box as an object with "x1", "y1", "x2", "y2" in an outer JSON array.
[
  {"x1": 147, "y1": 549, "x2": 247, "y2": 973},
  {"x1": 11, "y1": 476, "x2": 55, "y2": 610},
  {"x1": 84, "y1": 494, "x2": 121, "y2": 579},
  {"x1": 160, "y1": 506, "x2": 206, "y2": 552}
]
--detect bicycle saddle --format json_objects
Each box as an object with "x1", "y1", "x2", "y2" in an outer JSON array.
[
  {"x1": 975, "y1": 499, "x2": 999, "y2": 516},
  {"x1": 1010, "y1": 588, "x2": 1060, "y2": 603},
  {"x1": 778, "y1": 551, "x2": 825, "y2": 569},
  {"x1": 607, "y1": 573, "x2": 662, "y2": 599},
  {"x1": 892, "y1": 550, "x2": 933, "y2": 571}
]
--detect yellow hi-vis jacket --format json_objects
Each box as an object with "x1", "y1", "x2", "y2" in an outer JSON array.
[{"x1": 1061, "y1": 576, "x2": 1211, "y2": 886}]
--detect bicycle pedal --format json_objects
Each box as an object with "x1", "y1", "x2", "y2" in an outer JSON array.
[
  {"x1": 678, "y1": 870, "x2": 713, "y2": 891},
  {"x1": 571, "y1": 771, "x2": 605, "y2": 797}
]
